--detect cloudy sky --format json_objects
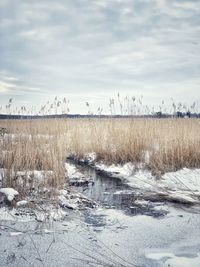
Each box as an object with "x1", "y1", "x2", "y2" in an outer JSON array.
[{"x1": 0, "y1": 0, "x2": 200, "y2": 113}]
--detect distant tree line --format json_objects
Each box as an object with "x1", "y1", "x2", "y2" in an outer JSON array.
[
  {"x1": 155, "y1": 111, "x2": 200, "y2": 118},
  {"x1": 0, "y1": 112, "x2": 200, "y2": 120}
]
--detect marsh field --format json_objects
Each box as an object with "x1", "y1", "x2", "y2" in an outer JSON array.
[
  {"x1": 1, "y1": 0, "x2": 200, "y2": 264},
  {"x1": 1, "y1": 117, "x2": 200, "y2": 267}
]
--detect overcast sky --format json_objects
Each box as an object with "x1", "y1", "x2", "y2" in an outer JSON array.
[{"x1": 0, "y1": 0, "x2": 200, "y2": 114}]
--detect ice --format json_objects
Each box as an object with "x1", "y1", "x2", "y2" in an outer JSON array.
[
  {"x1": 0, "y1": 207, "x2": 33, "y2": 222},
  {"x1": 146, "y1": 250, "x2": 200, "y2": 267}
]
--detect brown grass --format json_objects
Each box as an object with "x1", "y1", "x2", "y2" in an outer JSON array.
[{"x1": 1, "y1": 118, "x2": 200, "y2": 194}]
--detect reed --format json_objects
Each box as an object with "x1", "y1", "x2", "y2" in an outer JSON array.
[
  {"x1": 0, "y1": 118, "x2": 200, "y2": 179},
  {"x1": 1, "y1": 94, "x2": 200, "y2": 195}
]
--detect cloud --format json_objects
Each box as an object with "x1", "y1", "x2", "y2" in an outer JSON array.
[
  {"x1": 19, "y1": 29, "x2": 51, "y2": 40},
  {"x1": 0, "y1": 0, "x2": 200, "y2": 112},
  {"x1": 0, "y1": 81, "x2": 16, "y2": 93}
]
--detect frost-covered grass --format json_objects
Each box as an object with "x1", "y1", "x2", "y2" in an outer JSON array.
[{"x1": 0, "y1": 118, "x2": 200, "y2": 199}]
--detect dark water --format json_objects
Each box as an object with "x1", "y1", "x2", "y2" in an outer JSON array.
[{"x1": 68, "y1": 161, "x2": 167, "y2": 217}]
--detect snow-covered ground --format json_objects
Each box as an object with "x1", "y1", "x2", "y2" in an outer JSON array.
[
  {"x1": 0, "y1": 165, "x2": 92, "y2": 226},
  {"x1": 1, "y1": 155, "x2": 200, "y2": 266}
]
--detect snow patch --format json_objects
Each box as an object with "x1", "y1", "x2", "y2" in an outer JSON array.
[
  {"x1": 65, "y1": 163, "x2": 84, "y2": 179},
  {"x1": 16, "y1": 200, "x2": 28, "y2": 207},
  {"x1": 58, "y1": 195, "x2": 78, "y2": 210},
  {"x1": 10, "y1": 232, "x2": 23, "y2": 236},
  {"x1": 96, "y1": 162, "x2": 134, "y2": 178},
  {"x1": 0, "y1": 188, "x2": 19, "y2": 202}
]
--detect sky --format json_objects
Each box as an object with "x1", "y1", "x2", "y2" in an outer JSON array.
[{"x1": 0, "y1": 0, "x2": 200, "y2": 114}]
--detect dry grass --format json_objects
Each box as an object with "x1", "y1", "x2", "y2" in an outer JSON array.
[
  {"x1": 1, "y1": 118, "x2": 200, "y2": 194},
  {"x1": 67, "y1": 118, "x2": 200, "y2": 173}
]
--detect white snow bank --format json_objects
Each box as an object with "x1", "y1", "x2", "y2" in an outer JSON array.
[
  {"x1": 65, "y1": 163, "x2": 84, "y2": 179},
  {"x1": 128, "y1": 168, "x2": 200, "y2": 196},
  {"x1": 162, "y1": 168, "x2": 200, "y2": 192},
  {"x1": 65, "y1": 163, "x2": 93, "y2": 185},
  {"x1": 96, "y1": 162, "x2": 134, "y2": 178},
  {"x1": 95, "y1": 163, "x2": 200, "y2": 204},
  {"x1": 0, "y1": 188, "x2": 19, "y2": 201}
]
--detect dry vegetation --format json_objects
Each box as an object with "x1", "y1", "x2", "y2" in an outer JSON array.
[{"x1": 0, "y1": 117, "x2": 200, "y2": 195}]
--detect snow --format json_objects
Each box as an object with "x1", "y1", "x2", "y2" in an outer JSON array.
[
  {"x1": 65, "y1": 162, "x2": 93, "y2": 185},
  {"x1": 65, "y1": 163, "x2": 84, "y2": 179},
  {"x1": 10, "y1": 232, "x2": 23, "y2": 236},
  {"x1": 84, "y1": 152, "x2": 97, "y2": 163},
  {"x1": 16, "y1": 200, "x2": 28, "y2": 207},
  {"x1": 58, "y1": 195, "x2": 78, "y2": 210},
  {"x1": 96, "y1": 162, "x2": 134, "y2": 178},
  {"x1": 0, "y1": 207, "x2": 33, "y2": 222},
  {"x1": 0, "y1": 168, "x2": 54, "y2": 191},
  {"x1": 0, "y1": 188, "x2": 19, "y2": 202},
  {"x1": 34, "y1": 208, "x2": 68, "y2": 222},
  {"x1": 146, "y1": 250, "x2": 200, "y2": 267},
  {"x1": 95, "y1": 163, "x2": 200, "y2": 204},
  {"x1": 49, "y1": 209, "x2": 68, "y2": 221},
  {"x1": 16, "y1": 170, "x2": 53, "y2": 182}
]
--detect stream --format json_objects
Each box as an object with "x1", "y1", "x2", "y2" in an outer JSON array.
[
  {"x1": 70, "y1": 161, "x2": 168, "y2": 218},
  {"x1": 0, "y1": 161, "x2": 200, "y2": 267}
]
